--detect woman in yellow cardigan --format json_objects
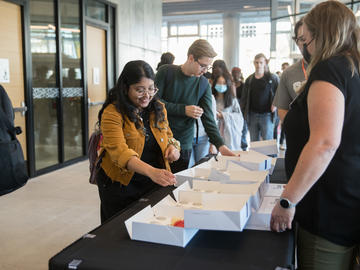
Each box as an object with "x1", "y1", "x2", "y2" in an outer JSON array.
[{"x1": 96, "y1": 60, "x2": 180, "y2": 223}]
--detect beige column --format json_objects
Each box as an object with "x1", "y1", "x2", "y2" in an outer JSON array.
[{"x1": 223, "y1": 12, "x2": 240, "y2": 69}]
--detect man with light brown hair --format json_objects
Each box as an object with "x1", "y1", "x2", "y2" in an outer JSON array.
[
  {"x1": 240, "y1": 53, "x2": 279, "y2": 142},
  {"x1": 156, "y1": 39, "x2": 235, "y2": 173}
]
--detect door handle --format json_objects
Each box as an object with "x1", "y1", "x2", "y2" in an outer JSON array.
[
  {"x1": 13, "y1": 101, "x2": 28, "y2": 116},
  {"x1": 88, "y1": 98, "x2": 104, "y2": 107}
]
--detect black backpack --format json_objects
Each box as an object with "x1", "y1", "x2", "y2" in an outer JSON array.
[{"x1": 0, "y1": 85, "x2": 28, "y2": 196}]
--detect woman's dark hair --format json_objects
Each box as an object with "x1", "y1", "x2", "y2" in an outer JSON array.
[
  {"x1": 211, "y1": 59, "x2": 233, "y2": 83},
  {"x1": 98, "y1": 60, "x2": 164, "y2": 129},
  {"x1": 211, "y1": 71, "x2": 234, "y2": 109},
  {"x1": 156, "y1": 52, "x2": 175, "y2": 70}
]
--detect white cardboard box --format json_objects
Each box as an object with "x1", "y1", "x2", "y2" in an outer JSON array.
[
  {"x1": 250, "y1": 139, "x2": 278, "y2": 156},
  {"x1": 269, "y1": 157, "x2": 277, "y2": 175},
  {"x1": 183, "y1": 193, "x2": 251, "y2": 231},
  {"x1": 175, "y1": 159, "x2": 251, "y2": 186},
  {"x1": 227, "y1": 170, "x2": 269, "y2": 184},
  {"x1": 173, "y1": 182, "x2": 252, "y2": 231},
  {"x1": 219, "y1": 151, "x2": 271, "y2": 171},
  {"x1": 245, "y1": 196, "x2": 279, "y2": 231},
  {"x1": 264, "y1": 183, "x2": 285, "y2": 197},
  {"x1": 192, "y1": 179, "x2": 265, "y2": 211},
  {"x1": 125, "y1": 204, "x2": 199, "y2": 248}
]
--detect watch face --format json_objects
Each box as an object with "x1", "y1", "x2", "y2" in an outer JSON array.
[{"x1": 280, "y1": 199, "x2": 290, "y2": 208}]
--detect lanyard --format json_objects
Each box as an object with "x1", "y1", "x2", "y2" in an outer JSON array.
[{"x1": 301, "y1": 59, "x2": 307, "y2": 80}]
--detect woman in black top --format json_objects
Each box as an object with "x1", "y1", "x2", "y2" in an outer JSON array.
[{"x1": 270, "y1": 1, "x2": 360, "y2": 269}]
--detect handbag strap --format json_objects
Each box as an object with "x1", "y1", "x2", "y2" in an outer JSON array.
[{"x1": 0, "y1": 102, "x2": 16, "y2": 139}]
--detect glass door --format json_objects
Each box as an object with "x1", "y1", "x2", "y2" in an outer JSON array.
[
  {"x1": 60, "y1": 0, "x2": 83, "y2": 161},
  {"x1": 30, "y1": 0, "x2": 84, "y2": 171},
  {"x1": 30, "y1": 0, "x2": 59, "y2": 170}
]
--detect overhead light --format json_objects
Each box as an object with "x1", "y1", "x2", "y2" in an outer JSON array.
[{"x1": 243, "y1": 5, "x2": 254, "y2": 9}]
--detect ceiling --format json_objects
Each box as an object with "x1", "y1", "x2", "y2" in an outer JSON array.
[{"x1": 162, "y1": 0, "x2": 272, "y2": 16}]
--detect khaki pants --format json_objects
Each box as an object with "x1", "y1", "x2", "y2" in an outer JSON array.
[{"x1": 297, "y1": 226, "x2": 359, "y2": 270}]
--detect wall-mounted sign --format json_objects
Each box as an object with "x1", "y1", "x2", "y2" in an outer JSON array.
[
  {"x1": 93, "y1": 67, "x2": 100, "y2": 85},
  {"x1": 0, "y1": 58, "x2": 10, "y2": 83}
]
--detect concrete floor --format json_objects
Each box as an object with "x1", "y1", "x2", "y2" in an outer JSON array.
[{"x1": 0, "y1": 160, "x2": 100, "y2": 270}]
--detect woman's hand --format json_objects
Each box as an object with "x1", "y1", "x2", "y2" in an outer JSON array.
[
  {"x1": 218, "y1": 145, "x2": 237, "y2": 156},
  {"x1": 270, "y1": 202, "x2": 295, "y2": 232},
  {"x1": 209, "y1": 144, "x2": 217, "y2": 155},
  {"x1": 164, "y1": 145, "x2": 180, "y2": 163},
  {"x1": 148, "y1": 167, "x2": 177, "y2": 187},
  {"x1": 216, "y1": 111, "x2": 223, "y2": 119}
]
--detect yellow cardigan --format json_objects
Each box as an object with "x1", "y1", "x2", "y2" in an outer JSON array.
[{"x1": 100, "y1": 103, "x2": 176, "y2": 185}]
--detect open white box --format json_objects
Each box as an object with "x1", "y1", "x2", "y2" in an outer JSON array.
[
  {"x1": 233, "y1": 150, "x2": 273, "y2": 171},
  {"x1": 250, "y1": 139, "x2": 278, "y2": 156},
  {"x1": 173, "y1": 182, "x2": 252, "y2": 231},
  {"x1": 227, "y1": 170, "x2": 269, "y2": 184},
  {"x1": 125, "y1": 203, "x2": 199, "y2": 247},
  {"x1": 214, "y1": 151, "x2": 271, "y2": 172},
  {"x1": 264, "y1": 183, "x2": 285, "y2": 197},
  {"x1": 175, "y1": 159, "x2": 250, "y2": 187},
  {"x1": 193, "y1": 179, "x2": 265, "y2": 211},
  {"x1": 245, "y1": 196, "x2": 279, "y2": 231}
]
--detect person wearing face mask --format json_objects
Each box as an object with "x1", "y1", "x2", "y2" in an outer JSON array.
[
  {"x1": 270, "y1": 1, "x2": 360, "y2": 269},
  {"x1": 96, "y1": 60, "x2": 180, "y2": 223},
  {"x1": 273, "y1": 18, "x2": 308, "y2": 151},
  {"x1": 212, "y1": 72, "x2": 243, "y2": 150},
  {"x1": 241, "y1": 53, "x2": 279, "y2": 142}
]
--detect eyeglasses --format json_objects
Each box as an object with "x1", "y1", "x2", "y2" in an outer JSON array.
[
  {"x1": 294, "y1": 36, "x2": 306, "y2": 44},
  {"x1": 195, "y1": 59, "x2": 212, "y2": 71},
  {"x1": 294, "y1": 35, "x2": 314, "y2": 46},
  {"x1": 133, "y1": 86, "x2": 158, "y2": 97}
]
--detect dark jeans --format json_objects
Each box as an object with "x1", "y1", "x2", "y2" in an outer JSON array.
[
  {"x1": 170, "y1": 149, "x2": 192, "y2": 173},
  {"x1": 96, "y1": 168, "x2": 158, "y2": 223},
  {"x1": 241, "y1": 121, "x2": 248, "y2": 151},
  {"x1": 248, "y1": 112, "x2": 274, "y2": 141},
  {"x1": 280, "y1": 123, "x2": 285, "y2": 145}
]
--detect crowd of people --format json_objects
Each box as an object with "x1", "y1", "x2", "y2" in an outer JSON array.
[{"x1": 94, "y1": 1, "x2": 359, "y2": 269}]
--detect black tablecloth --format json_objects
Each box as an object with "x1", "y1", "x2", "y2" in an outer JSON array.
[{"x1": 49, "y1": 158, "x2": 294, "y2": 270}]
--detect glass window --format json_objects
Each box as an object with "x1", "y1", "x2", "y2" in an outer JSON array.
[
  {"x1": 86, "y1": 0, "x2": 107, "y2": 22},
  {"x1": 30, "y1": 0, "x2": 59, "y2": 170},
  {"x1": 239, "y1": 11, "x2": 271, "y2": 78},
  {"x1": 298, "y1": 0, "x2": 350, "y2": 14},
  {"x1": 201, "y1": 21, "x2": 223, "y2": 60},
  {"x1": 168, "y1": 22, "x2": 199, "y2": 36},
  {"x1": 161, "y1": 18, "x2": 222, "y2": 65},
  {"x1": 60, "y1": 0, "x2": 83, "y2": 161},
  {"x1": 353, "y1": 3, "x2": 360, "y2": 24},
  {"x1": 272, "y1": 17, "x2": 300, "y2": 74},
  {"x1": 273, "y1": 0, "x2": 295, "y2": 18}
]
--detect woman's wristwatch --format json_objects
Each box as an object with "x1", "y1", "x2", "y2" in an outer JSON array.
[
  {"x1": 279, "y1": 197, "x2": 297, "y2": 209},
  {"x1": 168, "y1": 138, "x2": 181, "y2": 151}
]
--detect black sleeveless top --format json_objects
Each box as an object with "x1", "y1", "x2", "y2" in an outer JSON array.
[{"x1": 284, "y1": 55, "x2": 360, "y2": 246}]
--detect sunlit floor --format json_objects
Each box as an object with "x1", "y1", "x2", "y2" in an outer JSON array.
[{"x1": 0, "y1": 160, "x2": 100, "y2": 270}]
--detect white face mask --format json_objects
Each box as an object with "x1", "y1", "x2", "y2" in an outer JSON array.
[{"x1": 215, "y1": 84, "x2": 227, "y2": 93}]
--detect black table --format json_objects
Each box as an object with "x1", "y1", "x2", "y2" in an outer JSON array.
[{"x1": 49, "y1": 158, "x2": 294, "y2": 270}]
